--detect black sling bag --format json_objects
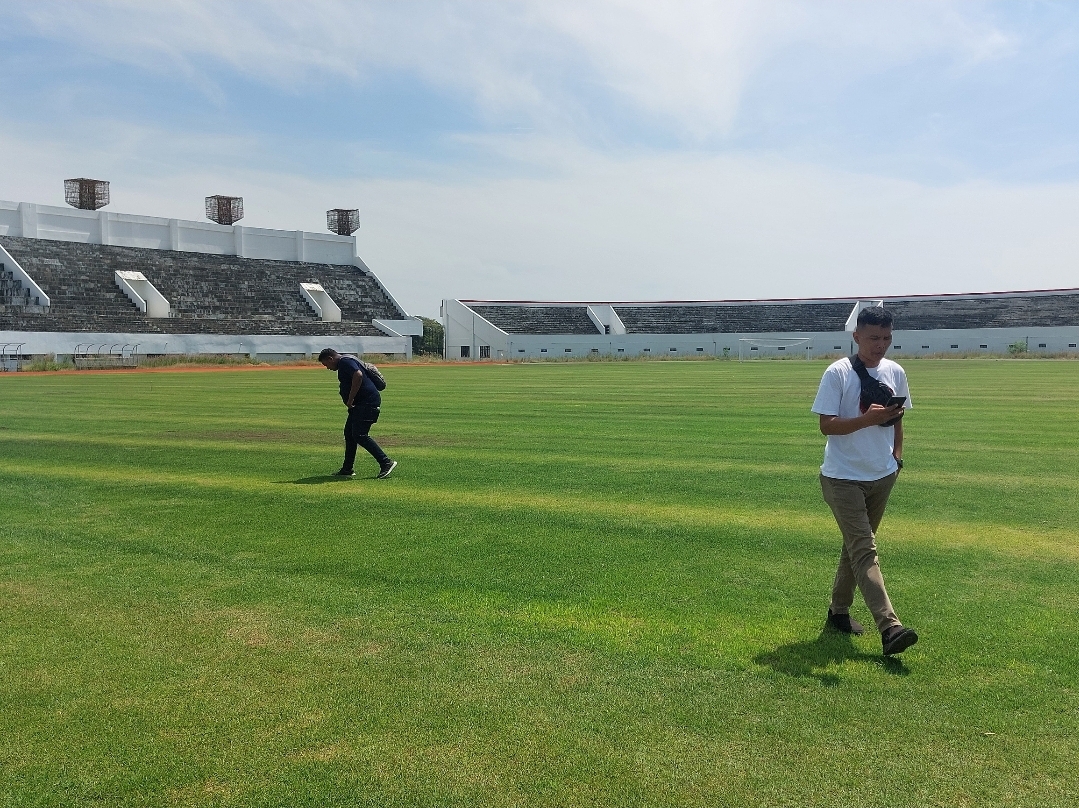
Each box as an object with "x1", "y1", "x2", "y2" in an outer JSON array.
[{"x1": 849, "y1": 354, "x2": 903, "y2": 427}]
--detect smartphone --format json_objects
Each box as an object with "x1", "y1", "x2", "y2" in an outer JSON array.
[{"x1": 887, "y1": 396, "x2": 907, "y2": 408}]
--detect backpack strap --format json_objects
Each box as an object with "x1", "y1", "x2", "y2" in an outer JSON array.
[
  {"x1": 849, "y1": 354, "x2": 902, "y2": 426},
  {"x1": 849, "y1": 353, "x2": 872, "y2": 382}
]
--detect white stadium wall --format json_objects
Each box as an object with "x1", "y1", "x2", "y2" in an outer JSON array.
[
  {"x1": 0, "y1": 330, "x2": 407, "y2": 361},
  {"x1": 0, "y1": 200, "x2": 358, "y2": 265},
  {"x1": 441, "y1": 299, "x2": 511, "y2": 359}
]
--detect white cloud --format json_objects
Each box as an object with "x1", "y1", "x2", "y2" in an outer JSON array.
[{"x1": 7, "y1": 0, "x2": 1017, "y2": 138}]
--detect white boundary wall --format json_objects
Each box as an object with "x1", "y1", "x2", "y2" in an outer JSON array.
[
  {"x1": 0, "y1": 200, "x2": 357, "y2": 265},
  {"x1": 1, "y1": 330, "x2": 410, "y2": 359},
  {"x1": 442, "y1": 299, "x2": 1079, "y2": 360}
]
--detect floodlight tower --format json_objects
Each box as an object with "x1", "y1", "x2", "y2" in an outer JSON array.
[
  {"x1": 64, "y1": 178, "x2": 110, "y2": 210},
  {"x1": 326, "y1": 208, "x2": 360, "y2": 236},
  {"x1": 205, "y1": 195, "x2": 244, "y2": 226}
]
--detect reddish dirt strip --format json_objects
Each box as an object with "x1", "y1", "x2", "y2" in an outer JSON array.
[{"x1": 1, "y1": 360, "x2": 509, "y2": 377}]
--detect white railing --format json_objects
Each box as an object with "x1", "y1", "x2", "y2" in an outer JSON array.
[
  {"x1": 300, "y1": 282, "x2": 342, "y2": 322},
  {"x1": 115, "y1": 271, "x2": 171, "y2": 318},
  {"x1": 373, "y1": 318, "x2": 424, "y2": 337},
  {"x1": 0, "y1": 342, "x2": 26, "y2": 371},
  {"x1": 0, "y1": 238, "x2": 50, "y2": 307},
  {"x1": 73, "y1": 342, "x2": 141, "y2": 369}
]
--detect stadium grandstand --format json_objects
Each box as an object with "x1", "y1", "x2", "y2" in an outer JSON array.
[
  {"x1": 1, "y1": 198, "x2": 421, "y2": 369},
  {"x1": 442, "y1": 292, "x2": 1079, "y2": 360}
]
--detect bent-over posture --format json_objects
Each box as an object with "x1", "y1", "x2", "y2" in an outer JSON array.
[
  {"x1": 319, "y1": 348, "x2": 396, "y2": 479},
  {"x1": 811, "y1": 306, "x2": 918, "y2": 656}
]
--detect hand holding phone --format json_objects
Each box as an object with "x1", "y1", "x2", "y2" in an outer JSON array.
[{"x1": 880, "y1": 395, "x2": 905, "y2": 427}]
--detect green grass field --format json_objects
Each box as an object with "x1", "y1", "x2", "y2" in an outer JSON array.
[{"x1": 1, "y1": 359, "x2": 1077, "y2": 807}]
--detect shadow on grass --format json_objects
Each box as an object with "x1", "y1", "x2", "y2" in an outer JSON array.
[
  {"x1": 754, "y1": 630, "x2": 908, "y2": 686},
  {"x1": 278, "y1": 475, "x2": 363, "y2": 485}
]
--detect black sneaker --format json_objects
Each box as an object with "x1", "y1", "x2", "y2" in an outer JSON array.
[
  {"x1": 882, "y1": 625, "x2": 919, "y2": 656},
  {"x1": 826, "y1": 609, "x2": 864, "y2": 636},
  {"x1": 333, "y1": 468, "x2": 355, "y2": 477},
  {"x1": 376, "y1": 460, "x2": 397, "y2": 479}
]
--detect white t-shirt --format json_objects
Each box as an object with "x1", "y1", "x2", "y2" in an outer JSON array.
[{"x1": 811, "y1": 356, "x2": 911, "y2": 481}]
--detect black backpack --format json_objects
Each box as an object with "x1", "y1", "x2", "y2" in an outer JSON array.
[
  {"x1": 849, "y1": 355, "x2": 901, "y2": 426},
  {"x1": 344, "y1": 355, "x2": 387, "y2": 391}
]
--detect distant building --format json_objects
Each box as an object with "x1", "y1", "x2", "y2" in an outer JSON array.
[
  {"x1": 442, "y1": 293, "x2": 1079, "y2": 360},
  {"x1": 1, "y1": 199, "x2": 422, "y2": 366}
]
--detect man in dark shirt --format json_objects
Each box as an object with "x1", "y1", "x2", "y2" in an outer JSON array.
[{"x1": 318, "y1": 348, "x2": 396, "y2": 478}]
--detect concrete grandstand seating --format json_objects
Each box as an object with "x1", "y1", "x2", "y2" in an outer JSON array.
[
  {"x1": 613, "y1": 302, "x2": 855, "y2": 334},
  {"x1": 0, "y1": 237, "x2": 404, "y2": 336},
  {"x1": 469, "y1": 305, "x2": 599, "y2": 335},
  {"x1": 884, "y1": 294, "x2": 1079, "y2": 330},
  {"x1": 609, "y1": 295, "x2": 1079, "y2": 334}
]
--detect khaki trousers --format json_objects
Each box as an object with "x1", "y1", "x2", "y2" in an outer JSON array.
[{"x1": 820, "y1": 472, "x2": 901, "y2": 634}]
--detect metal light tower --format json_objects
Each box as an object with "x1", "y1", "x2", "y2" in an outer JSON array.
[
  {"x1": 64, "y1": 178, "x2": 110, "y2": 210},
  {"x1": 326, "y1": 208, "x2": 360, "y2": 236},
  {"x1": 205, "y1": 195, "x2": 244, "y2": 226}
]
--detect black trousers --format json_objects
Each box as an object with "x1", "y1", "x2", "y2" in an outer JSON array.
[{"x1": 343, "y1": 405, "x2": 389, "y2": 471}]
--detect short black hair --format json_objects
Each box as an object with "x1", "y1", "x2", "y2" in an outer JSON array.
[
  {"x1": 318, "y1": 347, "x2": 339, "y2": 362},
  {"x1": 856, "y1": 306, "x2": 893, "y2": 330}
]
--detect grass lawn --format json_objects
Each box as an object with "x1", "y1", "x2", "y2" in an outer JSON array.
[{"x1": 1, "y1": 359, "x2": 1077, "y2": 807}]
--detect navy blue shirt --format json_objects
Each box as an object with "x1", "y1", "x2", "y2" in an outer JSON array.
[{"x1": 337, "y1": 356, "x2": 381, "y2": 408}]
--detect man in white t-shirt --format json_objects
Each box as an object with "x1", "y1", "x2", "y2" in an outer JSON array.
[{"x1": 811, "y1": 306, "x2": 919, "y2": 656}]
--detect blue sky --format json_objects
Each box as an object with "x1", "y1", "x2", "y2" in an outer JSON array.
[{"x1": 2, "y1": 1, "x2": 1079, "y2": 316}]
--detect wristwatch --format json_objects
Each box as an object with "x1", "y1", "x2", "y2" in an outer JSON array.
[{"x1": 895, "y1": 457, "x2": 904, "y2": 470}]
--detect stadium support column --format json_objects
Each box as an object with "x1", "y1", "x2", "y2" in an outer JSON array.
[
  {"x1": 17, "y1": 202, "x2": 37, "y2": 238},
  {"x1": 169, "y1": 219, "x2": 180, "y2": 251},
  {"x1": 295, "y1": 230, "x2": 305, "y2": 262},
  {"x1": 99, "y1": 211, "x2": 111, "y2": 246},
  {"x1": 234, "y1": 225, "x2": 245, "y2": 258}
]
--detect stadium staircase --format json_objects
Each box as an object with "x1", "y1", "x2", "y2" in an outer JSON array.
[
  {"x1": 1, "y1": 263, "x2": 49, "y2": 316},
  {"x1": 0, "y1": 236, "x2": 404, "y2": 336},
  {"x1": 468, "y1": 305, "x2": 600, "y2": 335}
]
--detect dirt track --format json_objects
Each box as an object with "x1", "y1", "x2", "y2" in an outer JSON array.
[
  {"x1": 3, "y1": 363, "x2": 321, "y2": 377},
  {"x1": 1, "y1": 360, "x2": 500, "y2": 377}
]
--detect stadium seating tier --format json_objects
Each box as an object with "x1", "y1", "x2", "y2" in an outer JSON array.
[
  {"x1": 468, "y1": 295, "x2": 1079, "y2": 336},
  {"x1": 614, "y1": 302, "x2": 855, "y2": 334},
  {"x1": 882, "y1": 295, "x2": 1079, "y2": 330},
  {"x1": 469, "y1": 305, "x2": 599, "y2": 335},
  {"x1": 0, "y1": 237, "x2": 403, "y2": 336}
]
